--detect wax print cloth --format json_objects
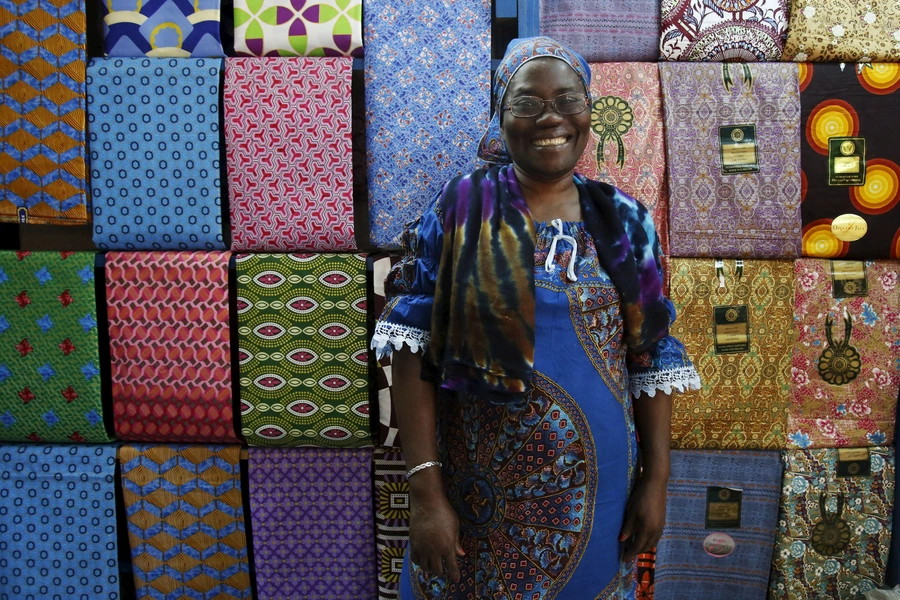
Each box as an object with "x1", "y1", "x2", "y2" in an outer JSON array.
[
  {"x1": 669, "y1": 258, "x2": 795, "y2": 449},
  {"x1": 248, "y1": 447, "x2": 376, "y2": 600},
  {"x1": 783, "y1": 0, "x2": 900, "y2": 62},
  {"x1": 233, "y1": 0, "x2": 361, "y2": 56},
  {"x1": 0, "y1": 0, "x2": 87, "y2": 225},
  {"x1": 789, "y1": 260, "x2": 900, "y2": 449},
  {"x1": 661, "y1": 62, "x2": 802, "y2": 258},
  {"x1": 800, "y1": 63, "x2": 900, "y2": 260},
  {"x1": 365, "y1": 0, "x2": 490, "y2": 248},
  {"x1": 769, "y1": 447, "x2": 895, "y2": 599},
  {"x1": 0, "y1": 444, "x2": 118, "y2": 600},
  {"x1": 575, "y1": 62, "x2": 669, "y2": 255},
  {"x1": 119, "y1": 443, "x2": 251, "y2": 600},
  {"x1": 87, "y1": 57, "x2": 225, "y2": 250},
  {"x1": 235, "y1": 253, "x2": 370, "y2": 447},
  {"x1": 374, "y1": 449, "x2": 409, "y2": 600},
  {"x1": 106, "y1": 251, "x2": 238, "y2": 442},
  {"x1": 102, "y1": 0, "x2": 224, "y2": 57},
  {"x1": 225, "y1": 58, "x2": 355, "y2": 252},
  {"x1": 537, "y1": 0, "x2": 660, "y2": 61},
  {"x1": 0, "y1": 251, "x2": 109, "y2": 443},
  {"x1": 655, "y1": 450, "x2": 782, "y2": 600},
  {"x1": 660, "y1": 0, "x2": 789, "y2": 61},
  {"x1": 636, "y1": 551, "x2": 655, "y2": 600},
  {"x1": 372, "y1": 254, "x2": 401, "y2": 447}
]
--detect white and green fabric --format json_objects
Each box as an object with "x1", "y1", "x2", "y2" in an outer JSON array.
[{"x1": 233, "y1": 0, "x2": 362, "y2": 57}]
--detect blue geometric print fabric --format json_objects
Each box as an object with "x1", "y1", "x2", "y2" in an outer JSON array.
[
  {"x1": 364, "y1": 0, "x2": 490, "y2": 248},
  {"x1": 103, "y1": 0, "x2": 225, "y2": 57},
  {"x1": 87, "y1": 58, "x2": 225, "y2": 250},
  {"x1": 0, "y1": 444, "x2": 119, "y2": 600}
]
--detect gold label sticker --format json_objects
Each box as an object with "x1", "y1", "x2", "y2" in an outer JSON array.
[
  {"x1": 706, "y1": 487, "x2": 742, "y2": 529},
  {"x1": 831, "y1": 214, "x2": 868, "y2": 242},
  {"x1": 830, "y1": 260, "x2": 868, "y2": 298},
  {"x1": 719, "y1": 124, "x2": 759, "y2": 174},
  {"x1": 837, "y1": 447, "x2": 871, "y2": 477},
  {"x1": 828, "y1": 137, "x2": 866, "y2": 185},
  {"x1": 713, "y1": 305, "x2": 750, "y2": 354}
]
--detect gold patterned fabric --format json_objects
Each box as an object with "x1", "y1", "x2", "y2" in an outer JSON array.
[
  {"x1": 669, "y1": 259, "x2": 795, "y2": 449},
  {"x1": 783, "y1": 0, "x2": 900, "y2": 62}
]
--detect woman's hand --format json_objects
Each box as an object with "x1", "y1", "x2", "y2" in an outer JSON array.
[
  {"x1": 408, "y1": 479, "x2": 465, "y2": 581},
  {"x1": 619, "y1": 475, "x2": 667, "y2": 563}
]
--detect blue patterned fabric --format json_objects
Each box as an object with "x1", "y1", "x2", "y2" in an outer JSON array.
[
  {"x1": 87, "y1": 58, "x2": 225, "y2": 250},
  {"x1": 364, "y1": 0, "x2": 490, "y2": 249},
  {"x1": 103, "y1": 0, "x2": 225, "y2": 57},
  {"x1": 0, "y1": 444, "x2": 119, "y2": 600}
]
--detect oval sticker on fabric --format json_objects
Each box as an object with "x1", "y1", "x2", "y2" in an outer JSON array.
[
  {"x1": 703, "y1": 532, "x2": 736, "y2": 558},
  {"x1": 831, "y1": 214, "x2": 868, "y2": 242}
]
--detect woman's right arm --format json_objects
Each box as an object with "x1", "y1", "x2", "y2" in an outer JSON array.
[{"x1": 392, "y1": 346, "x2": 464, "y2": 581}]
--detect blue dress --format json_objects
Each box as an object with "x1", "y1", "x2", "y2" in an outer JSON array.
[{"x1": 375, "y1": 207, "x2": 699, "y2": 599}]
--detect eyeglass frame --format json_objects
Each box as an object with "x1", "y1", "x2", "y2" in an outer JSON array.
[{"x1": 501, "y1": 92, "x2": 591, "y2": 118}]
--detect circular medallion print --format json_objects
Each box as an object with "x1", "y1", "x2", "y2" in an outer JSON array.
[
  {"x1": 802, "y1": 219, "x2": 849, "y2": 258},
  {"x1": 858, "y1": 63, "x2": 900, "y2": 95},
  {"x1": 850, "y1": 158, "x2": 900, "y2": 215},
  {"x1": 806, "y1": 100, "x2": 860, "y2": 155}
]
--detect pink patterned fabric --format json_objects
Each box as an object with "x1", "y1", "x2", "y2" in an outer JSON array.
[
  {"x1": 225, "y1": 57, "x2": 355, "y2": 252},
  {"x1": 575, "y1": 62, "x2": 669, "y2": 255},
  {"x1": 789, "y1": 259, "x2": 900, "y2": 448}
]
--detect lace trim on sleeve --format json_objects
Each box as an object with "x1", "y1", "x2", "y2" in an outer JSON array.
[
  {"x1": 629, "y1": 365, "x2": 701, "y2": 399},
  {"x1": 371, "y1": 320, "x2": 431, "y2": 360}
]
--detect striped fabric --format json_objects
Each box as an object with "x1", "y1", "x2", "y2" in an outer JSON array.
[{"x1": 374, "y1": 448, "x2": 409, "y2": 600}]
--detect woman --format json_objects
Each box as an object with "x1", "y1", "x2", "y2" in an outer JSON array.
[{"x1": 372, "y1": 37, "x2": 700, "y2": 599}]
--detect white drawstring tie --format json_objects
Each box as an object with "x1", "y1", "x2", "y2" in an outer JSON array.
[{"x1": 544, "y1": 219, "x2": 578, "y2": 282}]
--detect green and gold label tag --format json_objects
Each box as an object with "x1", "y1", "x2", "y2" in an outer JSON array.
[
  {"x1": 706, "y1": 487, "x2": 742, "y2": 529},
  {"x1": 828, "y1": 137, "x2": 866, "y2": 186},
  {"x1": 719, "y1": 124, "x2": 759, "y2": 174},
  {"x1": 837, "y1": 447, "x2": 871, "y2": 477},
  {"x1": 713, "y1": 305, "x2": 750, "y2": 354},
  {"x1": 831, "y1": 260, "x2": 868, "y2": 298}
]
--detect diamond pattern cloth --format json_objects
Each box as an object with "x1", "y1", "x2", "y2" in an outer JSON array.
[
  {"x1": 538, "y1": 0, "x2": 660, "y2": 61},
  {"x1": 119, "y1": 443, "x2": 251, "y2": 600},
  {"x1": 654, "y1": 450, "x2": 782, "y2": 600},
  {"x1": 783, "y1": 0, "x2": 900, "y2": 62},
  {"x1": 799, "y1": 63, "x2": 900, "y2": 260},
  {"x1": 661, "y1": 63, "x2": 802, "y2": 259},
  {"x1": 106, "y1": 251, "x2": 238, "y2": 442},
  {"x1": 0, "y1": 0, "x2": 87, "y2": 225},
  {"x1": 102, "y1": 0, "x2": 225, "y2": 57},
  {"x1": 371, "y1": 254, "x2": 401, "y2": 447},
  {"x1": 0, "y1": 444, "x2": 119, "y2": 599},
  {"x1": 248, "y1": 447, "x2": 376, "y2": 600},
  {"x1": 233, "y1": 0, "x2": 362, "y2": 57},
  {"x1": 236, "y1": 253, "x2": 370, "y2": 446},
  {"x1": 574, "y1": 62, "x2": 669, "y2": 255},
  {"x1": 373, "y1": 448, "x2": 409, "y2": 600},
  {"x1": 365, "y1": 0, "x2": 490, "y2": 248},
  {"x1": 669, "y1": 258, "x2": 795, "y2": 449},
  {"x1": 88, "y1": 58, "x2": 225, "y2": 250},
  {"x1": 225, "y1": 58, "x2": 355, "y2": 252},
  {"x1": 0, "y1": 251, "x2": 110, "y2": 443},
  {"x1": 769, "y1": 447, "x2": 895, "y2": 599}
]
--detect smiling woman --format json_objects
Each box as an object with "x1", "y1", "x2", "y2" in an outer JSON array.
[{"x1": 371, "y1": 37, "x2": 700, "y2": 599}]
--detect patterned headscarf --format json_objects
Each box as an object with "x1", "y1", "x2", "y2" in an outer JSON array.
[{"x1": 477, "y1": 37, "x2": 592, "y2": 163}]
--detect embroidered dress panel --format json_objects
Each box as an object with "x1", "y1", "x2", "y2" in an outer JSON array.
[
  {"x1": 102, "y1": 0, "x2": 225, "y2": 57},
  {"x1": 783, "y1": 0, "x2": 900, "y2": 62},
  {"x1": 538, "y1": 0, "x2": 660, "y2": 61}
]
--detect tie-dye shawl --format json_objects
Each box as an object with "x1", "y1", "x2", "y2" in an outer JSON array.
[{"x1": 416, "y1": 164, "x2": 671, "y2": 401}]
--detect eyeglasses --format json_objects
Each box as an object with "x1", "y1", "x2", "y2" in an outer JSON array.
[{"x1": 503, "y1": 93, "x2": 590, "y2": 118}]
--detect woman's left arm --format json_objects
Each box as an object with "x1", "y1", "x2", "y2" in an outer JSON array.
[{"x1": 620, "y1": 390, "x2": 672, "y2": 562}]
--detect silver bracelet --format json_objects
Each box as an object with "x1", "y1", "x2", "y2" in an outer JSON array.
[{"x1": 406, "y1": 460, "x2": 442, "y2": 480}]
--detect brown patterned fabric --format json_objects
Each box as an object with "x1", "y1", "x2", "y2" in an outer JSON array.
[{"x1": 783, "y1": 0, "x2": 900, "y2": 62}]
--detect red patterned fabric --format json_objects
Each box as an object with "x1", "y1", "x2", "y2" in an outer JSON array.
[
  {"x1": 225, "y1": 57, "x2": 355, "y2": 252},
  {"x1": 106, "y1": 252, "x2": 239, "y2": 442}
]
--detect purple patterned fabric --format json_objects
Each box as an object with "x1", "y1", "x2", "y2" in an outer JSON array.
[
  {"x1": 538, "y1": 0, "x2": 660, "y2": 61},
  {"x1": 661, "y1": 63, "x2": 802, "y2": 258},
  {"x1": 247, "y1": 447, "x2": 376, "y2": 600}
]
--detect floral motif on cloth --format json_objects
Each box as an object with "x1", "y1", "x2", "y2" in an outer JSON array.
[
  {"x1": 225, "y1": 58, "x2": 355, "y2": 252},
  {"x1": 0, "y1": 0, "x2": 87, "y2": 225},
  {"x1": 233, "y1": 0, "x2": 362, "y2": 57},
  {"x1": 788, "y1": 259, "x2": 900, "y2": 449},
  {"x1": 102, "y1": 0, "x2": 225, "y2": 57},
  {"x1": 0, "y1": 251, "x2": 110, "y2": 443},
  {"x1": 660, "y1": 0, "x2": 789, "y2": 61},
  {"x1": 669, "y1": 258, "x2": 795, "y2": 449},
  {"x1": 661, "y1": 63, "x2": 802, "y2": 258},
  {"x1": 769, "y1": 447, "x2": 895, "y2": 599},
  {"x1": 538, "y1": 0, "x2": 660, "y2": 61},
  {"x1": 374, "y1": 448, "x2": 410, "y2": 600},
  {"x1": 575, "y1": 62, "x2": 669, "y2": 255},
  {"x1": 235, "y1": 253, "x2": 370, "y2": 447},
  {"x1": 783, "y1": 0, "x2": 900, "y2": 62}
]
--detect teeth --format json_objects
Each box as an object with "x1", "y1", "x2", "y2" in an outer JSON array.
[{"x1": 533, "y1": 137, "x2": 567, "y2": 147}]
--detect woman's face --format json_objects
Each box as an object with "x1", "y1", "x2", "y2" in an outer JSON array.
[{"x1": 500, "y1": 58, "x2": 591, "y2": 182}]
